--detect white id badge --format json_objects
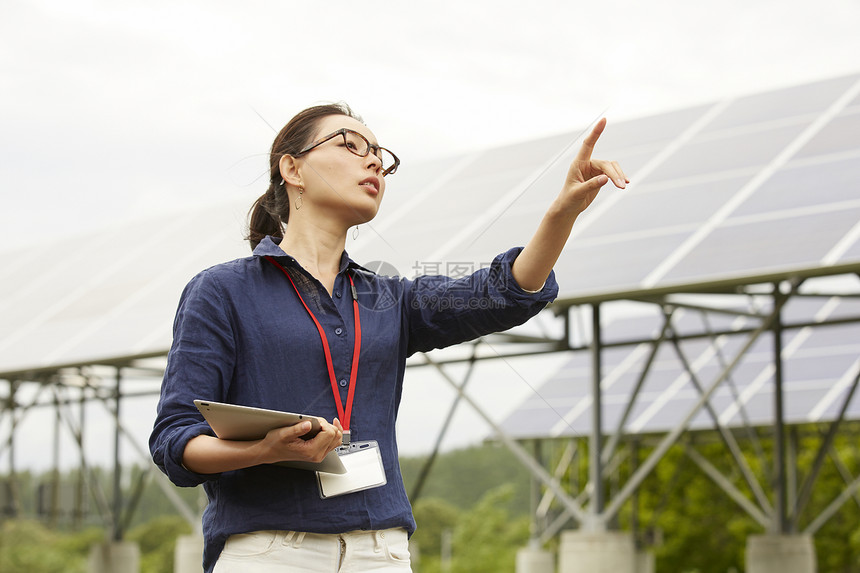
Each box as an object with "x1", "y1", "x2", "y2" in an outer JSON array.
[{"x1": 317, "y1": 440, "x2": 386, "y2": 499}]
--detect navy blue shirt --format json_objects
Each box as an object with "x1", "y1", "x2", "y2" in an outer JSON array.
[{"x1": 150, "y1": 236, "x2": 558, "y2": 572}]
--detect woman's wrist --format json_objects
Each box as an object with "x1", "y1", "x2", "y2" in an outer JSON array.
[{"x1": 183, "y1": 434, "x2": 270, "y2": 474}]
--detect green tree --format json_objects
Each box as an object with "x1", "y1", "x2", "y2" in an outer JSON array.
[
  {"x1": 401, "y1": 444, "x2": 532, "y2": 514},
  {"x1": 449, "y1": 485, "x2": 530, "y2": 573},
  {"x1": 411, "y1": 497, "x2": 461, "y2": 572},
  {"x1": 0, "y1": 519, "x2": 88, "y2": 573},
  {"x1": 127, "y1": 514, "x2": 193, "y2": 573}
]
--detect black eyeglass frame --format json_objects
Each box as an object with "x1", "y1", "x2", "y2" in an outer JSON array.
[{"x1": 294, "y1": 128, "x2": 400, "y2": 176}]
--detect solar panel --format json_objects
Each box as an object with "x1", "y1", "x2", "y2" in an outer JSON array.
[
  {"x1": 642, "y1": 121, "x2": 810, "y2": 184},
  {"x1": 698, "y1": 75, "x2": 858, "y2": 133},
  {"x1": 594, "y1": 104, "x2": 712, "y2": 150},
  {"x1": 1, "y1": 72, "x2": 858, "y2": 390},
  {"x1": 794, "y1": 108, "x2": 860, "y2": 159},
  {"x1": 576, "y1": 175, "x2": 751, "y2": 239},
  {"x1": 0, "y1": 200, "x2": 251, "y2": 374},
  {"x1": 663, "y1": 208, "x2": 860, "y2": 281},
  {"x1": 843, "y1": 238, "x2": 860, "y2": 261},
  {"x1": 733, "y1": 155, "x2": 860, "y2": 216},
  {"x1": 363, "y1": 72, "x2": 860, "y2": 306}
]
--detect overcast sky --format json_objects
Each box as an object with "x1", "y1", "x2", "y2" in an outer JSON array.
[
  {"x1": 3, "y1": 0, "x2": 860, "y2": 470},
  {"x1": 3, "y1": 0, "x2": 860, "y2": 254}
]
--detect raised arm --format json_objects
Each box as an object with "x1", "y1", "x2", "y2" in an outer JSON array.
[{"x1": 511, "y1": 118, "x2": 629, "y2": 291}]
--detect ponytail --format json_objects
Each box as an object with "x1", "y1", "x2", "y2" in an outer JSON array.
[{"x1": 247, "y1": 181, "x2": 289, "y2": 250}]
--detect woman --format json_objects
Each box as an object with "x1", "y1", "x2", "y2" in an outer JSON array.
[{"x1": 150, "y1": 103, "x2": 628, "y2": 572}]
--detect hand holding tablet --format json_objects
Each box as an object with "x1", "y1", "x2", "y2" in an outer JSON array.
[{"x1": 194, "y1": 400, "x2": 346, "y2": 474}]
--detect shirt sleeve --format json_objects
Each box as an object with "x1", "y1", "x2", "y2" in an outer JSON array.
[
  {"x1": 149, "y1": 269, "x2": 236, "y2": 487},
  {"x1": 404, "y1": 247, "x2": 559, "y2": 356}
]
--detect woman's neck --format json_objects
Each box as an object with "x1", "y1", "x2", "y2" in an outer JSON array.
[{"x1": 278, "y1": 219, "x2": 347, "y2": 294}]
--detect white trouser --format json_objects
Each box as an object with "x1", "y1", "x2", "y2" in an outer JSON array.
[{"x1": 212, "y1": 528, "x2": 412, "y2": 573}]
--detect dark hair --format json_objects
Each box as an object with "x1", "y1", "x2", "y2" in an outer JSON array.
[{"x1": 246, "y1": 102, "x2": 363, "y2": 250}]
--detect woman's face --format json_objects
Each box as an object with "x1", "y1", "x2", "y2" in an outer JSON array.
[{"x1": 295, "y1": 114, "x2": 388, "y2": 226}]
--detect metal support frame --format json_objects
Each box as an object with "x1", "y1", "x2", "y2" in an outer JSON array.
[
  {"x1": 387, "y1": 272, "x2": 860, "y2": 557},
  {"x1": 536, "y1": 440, "x2": 579, "y2": 544},
  {"x1": 683, "y1": 443, "x2": 770, "y2": 528},
  {"x1": 529, "y1": 439, "x2": 543, "y2": 543},
  {"x1": 601, "y1": 285, "x2": 795, "y2": 524},
  {"x1": 421, "y1": 353, "x2": 589, "y2": 525},
  {"x1": 700, "y1": 308, "x2": 770, "y2": 476},
  {"x1": 589, "y1": 303, "x2": 604, "y2": 530},
  {"x1": 49, "y1": 387, "x2": 60, "y2": 526},
  {"x1": 112, "y1": 367, "x2": 123, "y2": 541},
  {"x1": 805, "y1": 467, "x2": 860, "y2": 535},
  {"x1": 601, "y1": 309, "x2": 673, "y2": 466},
  {"x1": 0, "y1": 363, "x2": 200, "y2": 536},
  {"x1": 827, "y1": 442, "x2": 860, "y2": 510},
  {"x1": 667, "y1": 328, "x2": 773, "y2": 515},
  {"x1": 788, "y1": 426, "x2": 798, "y2": 516},
  {"x1": 2, "y1": 380, "x2": 21, "y2": 517},
  {"x1": 1, "y1": 267, "x2": 859, "y2": 566},
  {"x1": 772, "y1": 283, "x2": 788, "y2": 534},
  {"x1": 793, "y1": 364, "x2": 860, "y2": 527},
  {"x1": 95, "y1": 386, "x2": 200, "y2": 532},
  {"x1": 409, "y1": 343, "x2": 479, "y2": 502}
]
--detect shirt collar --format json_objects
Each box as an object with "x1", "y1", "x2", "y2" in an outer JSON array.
[{"x1": 252, "y1": 235, "x2": 365, "y2": 275}]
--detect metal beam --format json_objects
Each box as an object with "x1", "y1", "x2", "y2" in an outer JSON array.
[
  {"x1": 668, "y1": 328, "x2": 773, "y2": 516},
  {"x1": 53, "y1": 387, "x2": 113, "y2": 526},
  {"x1": 422, "y1": 353, "x2": 590, "y2": 526},
  {"x1": 602, "y1": 310, "x2": 673, "y2": 465},
  {"x1": 112, "y1": 367, "x2": 123, "y2": 541},
  {"x1": 589, "y1": 303, "x2": 604, "y2": 525},
  {"x1": 772, "y1": 284, "x2": 788, "y2": 534},
  {"x1": 827, "y1": 443, "x2": 860, "y2": 511},
  {"x1": 536, "y1": 439, "x2": 578, "y2": 519},
  {"x1": 634, "y1": 296, "x2": 769, "y2": 319},
  {"x1": 601, "y1": 284, "x2": 795, "y2": 524},
  {"x1": 804, "y1": 468, "x2": 860, "y2": 535},
  {"x1": 701, "y1": 309, "x2": 769, "y2": 476},
  {"x1": 684, "y1": 444, "x2": 770, "y2": 528},
  {"x1": 793, "y1": 365, "x2": 860, "y2": 525},
  {"x1": 409, "y1": 344, "x2": 479, "y2": 502},
  {"x1": 94, "y1": 394, "x2": 201, "y2": 531}
]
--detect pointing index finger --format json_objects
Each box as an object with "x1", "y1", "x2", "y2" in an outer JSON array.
[{"x1": 575, "y1": 117, "x2": 607, "y2": 163}]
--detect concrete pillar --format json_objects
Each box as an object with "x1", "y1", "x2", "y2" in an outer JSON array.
[
  {"x1": 746, "y1": 534, "x2": 816, "y2": 573},
  {"x1": 517, "y1": 544, "x2": 555, "y2": 573},
  {"x1": 558, "y1": 530, "x2": 635, "y2": 573},
  {"x1": 635, "y1": 549, "x2": 655, "y2": 573},
  {"x1": 88, "y1": 541, "x2": 140, "y2": 573},
  {"x1": 174, "y1": 534, "x2": 205, "y2": 573},
  {"x1": 408, "y1": 539, "x2": 420, "y2": 568}
]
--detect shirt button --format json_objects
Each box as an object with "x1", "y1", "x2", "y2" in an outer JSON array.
[
  {"x1": 335, "y1": 291, "x2": 342, "y2": 297},
  {"x1": 335, "y1": 327, "x2": 343, "y2": 335},
  {"x1": 339, "y1": 379, "x2": 348, "y2": 387}
]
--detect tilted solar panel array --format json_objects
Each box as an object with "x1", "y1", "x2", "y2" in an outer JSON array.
[
  {"x1": 0, "y1": 204, "x2": 251, "y2": 374},
  {"x1": 353, "y1": 73, "x2": 860, "y2": 296},
  {"x1": 0, "y1": 73, "x2": 858, "y2": 387},
  {"x1": 490, "y1": 72, "x2": 860, "y2": 439}
]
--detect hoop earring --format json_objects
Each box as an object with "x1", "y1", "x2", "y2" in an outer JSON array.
[
  {"x1": 352, "y1": 226, "x2": 360, "y2": 240},
  {"x1": 295, "y1": 187, "x2": 303, "y2": 210}
]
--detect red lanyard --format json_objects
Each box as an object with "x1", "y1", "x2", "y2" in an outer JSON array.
[{"x1": 265, "y1": 256, "x2": 361, "y2": 440}]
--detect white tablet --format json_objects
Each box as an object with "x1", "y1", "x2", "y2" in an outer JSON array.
[{"x1": 194, "y1": 400, "x2": 346, "y2": 474}]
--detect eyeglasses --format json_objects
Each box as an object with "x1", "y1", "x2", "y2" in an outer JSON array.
[{"x1": 295, "y1": 128, "x2": 400, "y2": 177}]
